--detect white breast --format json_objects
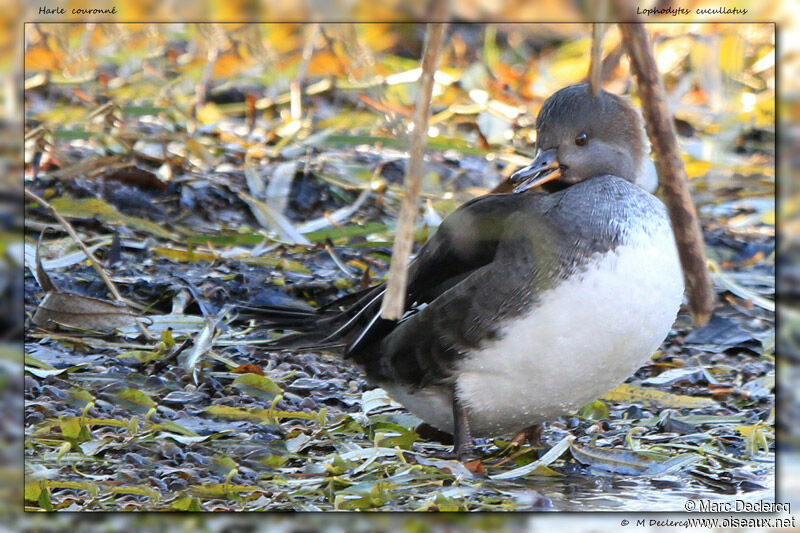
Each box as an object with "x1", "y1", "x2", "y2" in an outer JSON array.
[{"x1": 383, "y1": 220, "x2": 684, "y2": 437}]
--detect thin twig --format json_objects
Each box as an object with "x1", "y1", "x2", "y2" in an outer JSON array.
[
  {"x1": 291, "y1": 23, "x2": 320, "y2": 121},
  {"x1": 380, "y1": 3, "x2": 450, "y2": 320},
  {"x1": 49, "y1": 154, "x2": 125, "y2": 181},
  {"x1": 25, "y1": 188, "x2": 125, "y2": 302},
  {"x1": 325, "y1": 243, "x2": 359, "y2": 280},
  {"x1": 196, "y1": 29, "x2": 221, "y2": 107},
  {"x1": 589, "y1": 23, "x2": 606, "y2": 96},
  {"x1": 26, "y1": 188, "x2": 153, "y2": 337},
  {"x1": 615, "y1": 16, "x2": 714, "y2": 326},
  {"x1": 148, "y1": 337, "x2": 194, "y2": 375}
]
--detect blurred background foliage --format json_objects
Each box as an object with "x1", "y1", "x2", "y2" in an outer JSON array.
[
  {"x1": 0, "y1": 0, "x2": 793, "y2": 527},
  {"x1": 19, "y1": 22, "x2": 775, "y2": 205}
]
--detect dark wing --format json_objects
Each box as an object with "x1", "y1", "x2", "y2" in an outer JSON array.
[
  {"x1": 262, "y1": 192, "x2": 538, "y2": 370},
  {"x1": 358, "y1": 207, "x2": 547, "y2": 388},
  {"x1": 342, "y1": 192, "x2": 532, "y2": 358}
]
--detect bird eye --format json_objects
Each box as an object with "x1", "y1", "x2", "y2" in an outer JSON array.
[{"x1": 575, "y1": 133, "x2": 588, "y2": 146}]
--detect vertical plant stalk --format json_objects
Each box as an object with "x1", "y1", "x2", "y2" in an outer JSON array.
[
  {"x1": 291, "y1": 23, "x2": 320, "y2": 121},
  {"x1": 617, "y1": 21, "x2": 714, "y2": 326},
  {"x1": 197, "y1": 41, "x2": 220, "y2": 107},
  {"x1": 589, "y1": 23, "x2": 606, "y2": 96},
  {"x1": 380, "y1": 9, "x2": 449, "y2": 320}
]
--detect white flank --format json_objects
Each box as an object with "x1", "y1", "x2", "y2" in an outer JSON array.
[{"x1": 384, "y1": 218, "x2": 684, "y2": 436}]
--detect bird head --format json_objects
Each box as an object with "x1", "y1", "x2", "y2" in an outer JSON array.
[{"x1": 511, "y1": 83, "x2": 648, "y2": 193}]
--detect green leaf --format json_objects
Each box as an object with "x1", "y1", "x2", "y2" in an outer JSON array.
[
  {"x1": 483, "y1": 25, "x2": 499, "y2": 69},
  {"x1": 192, "y1": 483, "x2": 259, "y2": 497},
  {"x1": 370, "y1": 421, "x2": 419, "y2": 449},
  {"x1": 24, "y1": 481, "x2": 42, "y2": 502},
  {"x1": 204, "y1": 405, "x2": 318, "y2": 422},
  {"x1": 59, "y1": 417, "x2": 82, "y2": 440},
  {"x1": 232, "y1": 373, "x2": 282, "y2": 401},
  {"x1": 56, "y1": 441, "x2": 72, "y2": 462},
  {"x1": 161, "y1": 328, "x2": 176, "y2": 348},
  {"x1": 578, "y1": 399, "x2": 609, "y2": 420},
  {"x1": 303, "y1": 222, "x2": 389, "y2": 243},
  {"x1": 335, "y1": 481, "x2": 392, "y2": 511},
  {"x1": 156, "y1": 421, "x2": 199, "y2": 437},
  {"x1": 49, "y1": 196, "x2": 179, "y2": 241},
  {"x1": 114, "y1": 387, "x2": 156, "y2": 414},
  {"x1": 171, "y1": 495, "x2": 194, "y2": 511},
  {"x1": 210, "y1": 454, "x2": 239, "y2": 477},
  {"x1": 432, "y1": 492, "x2": 465, "y2": 512},
  {"x1": 186, "y1": 233, "x2": 267, "y2": 246},
  {"x1": 38, "y1": 484, "x2": 53, "y2": 511},
  {"x1": 320, "y1": 135, "x2": 489, "y2": 156},
  {"x1": 736, "y1": 422, "x2": 772, "y2": 456},
  {"x1": 123, "y1": 105, "x2": 167, "y2": 115},
  {"x1": 24, "y1": 354, "x2": 55, "y2": 370},
  {"x1": 53, "y1": 129, "x2": 93, "y2": 140},
  {"x1": 66, "y1": 387, "x2": 94, "y2": 408},
  {"x1": 25, "y1": 363, "x2": 91, "y2": 378},
  {"x1": 240, "y1": 256, "x2": 311, "y2": 274},
  {"x1": 116, "y1": 349, "x2": 163, "y2": 363}
]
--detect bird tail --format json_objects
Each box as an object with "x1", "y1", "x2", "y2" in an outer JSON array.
[
  {"x1": 237, "y1": 303, "x2": 320, "y2": 331},
  {"x1": 241, "y1": 284, "x2": 385, "y2": 352}
]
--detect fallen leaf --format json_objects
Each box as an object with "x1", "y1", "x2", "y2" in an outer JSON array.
[
  {"x1": 32, "y1": 292, "x2": 140, "y2": 331},
  {"x1": 463, "y1": 459, "x2": 484, "y2": 473},
  {"x1": 569, "y1": 442, "x2": 701, "y2": 476},
  {"x1": 232, "y1": 364, "x2": 264, "y2": 375},
  {"x1": 232, "y1": 372, "x2": 282, "y2": 401},
  {"x1": 602, "y1": 383, "x2": 717, "y2": 410}
]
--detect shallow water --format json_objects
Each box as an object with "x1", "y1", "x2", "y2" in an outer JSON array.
[{"x1": 505, "y1": 462, "x2": 775, "y2": 511}]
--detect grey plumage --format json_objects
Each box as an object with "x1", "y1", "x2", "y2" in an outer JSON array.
[{"x1": 259, "y1": 83, "x2": 674, "y2": 456}]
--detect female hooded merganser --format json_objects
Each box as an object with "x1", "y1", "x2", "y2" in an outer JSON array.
[{"x1": 265, "y1": 83, "x2": 684, "y2": 458}]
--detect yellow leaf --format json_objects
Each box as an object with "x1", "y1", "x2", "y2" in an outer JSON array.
[
  {"x1": 527, "y1": 465, "x2": 561, "y2": 476},
  {"x1": 360, "y1": 23, "x2": 399, "y2": 52},
  {"x1": 736, "y1": 423, "x2": 772, "y2": 455},
  {"x1": 48, "y1": 196, "x2": 178, "y2": 240},
  {"x1": 684, "y1": 159, "x2": 712, "y2": 179},
  {"x1": 25, "y1": 482, "x2": 42, "y2": 502},
  {"x1": 25, "y1": 43, "x2": 61, "y2": 71},
  {"x1": 264, "y1": 24, "x2": 300, "y2": 54},
  {"x1": 56, "y1": 441, "x2": 72, "y2": 462},
  {"x1": 59, "y1": 417, "x2": 82, "y2": 439},
  {"x1": 213, "y1": 49, "x2": 248, "y2": 78},
  {"x1": 719, "y1": 34, "x2": 744, "y2": 76},
  {"x1": 308, "y1": 52, "x2": 344, "y2": 77},
  {"x1": 548, "y1": 55, "x2": 590, "y2": 86},
  {"x1": 735, "y1": 424, "x2": 757, "y2": 438},
  {"x1": 196, "y1": 102, "x2": 223, "y2": 125},
  {"x1": 152, "y1": 247, "x2": 216, "y2": 263},
  {"x1": 601, "y1": 383, "x2": 716, "y2": 410}
]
